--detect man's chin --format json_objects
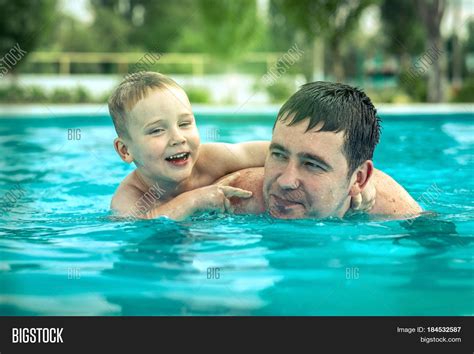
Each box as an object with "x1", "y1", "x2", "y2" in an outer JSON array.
[
  {"x1": 270, "y1": 211, "x2": 301, "y2": 219},
  {"x1": 268, "y1": 204, "x2": 307, "y2": 219}
]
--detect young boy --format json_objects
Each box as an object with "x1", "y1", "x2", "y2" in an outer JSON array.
[{"x1": 108, "y1": 72, "x2": 374, "y2": 220}]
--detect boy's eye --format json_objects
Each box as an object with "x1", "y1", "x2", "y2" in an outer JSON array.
[
  {"x1": 150, "y1": 128, "x2": 164, "y2": 134},
  {"x1": 179, "y1": 121, "x2": 192, "y2": 127}
]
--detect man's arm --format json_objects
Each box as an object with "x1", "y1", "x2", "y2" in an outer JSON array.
[{"x1": 369, "y1": 169, "x2": 422, "y2": 217}]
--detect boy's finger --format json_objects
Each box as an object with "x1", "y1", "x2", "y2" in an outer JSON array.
[
  {"x1": 216, "y1": 173, "x2": 240, "y2": 186},
  {"x1": 224, "y1": 198, "x2": 235, "y2": 213},
  {"x1": 221, "y1": 186, "x2": 252, "y2": 198}
]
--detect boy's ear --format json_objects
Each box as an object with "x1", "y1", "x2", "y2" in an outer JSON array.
[
  {"x1": 349, "y1": 160, "x2": 374, "y2": 197},
  {"x1": 114, "y1": 137, "x2": 133, "y2": 163}
]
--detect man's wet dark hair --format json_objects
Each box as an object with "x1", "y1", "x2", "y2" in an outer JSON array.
[{"x1": 275, "y1": 81, "x2": 381, "y2": 175}]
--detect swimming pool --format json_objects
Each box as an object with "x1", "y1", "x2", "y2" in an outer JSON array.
[{"x1": 0, "y1": 108, "x2": 473, "y2": 315}]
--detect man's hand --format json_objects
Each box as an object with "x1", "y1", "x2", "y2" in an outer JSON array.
[{"x1": 350, "y1": 180, "x2": 376, "y2": 213}]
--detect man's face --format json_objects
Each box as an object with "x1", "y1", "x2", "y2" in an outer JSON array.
[
  {"x1": 263, "y1": 118, "x2": 356, "y2": 219},
  {"x1": 124, "y1": 86, "x2": 200, "y2": 184}
]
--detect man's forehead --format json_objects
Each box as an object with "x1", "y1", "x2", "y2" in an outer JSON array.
[{"x1": 272, "y1": 119, "x2": 345, "y2": 155}]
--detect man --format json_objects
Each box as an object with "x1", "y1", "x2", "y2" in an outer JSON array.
[{"x1": 227, "y1": 81, "x2": 421, "y2": 219}]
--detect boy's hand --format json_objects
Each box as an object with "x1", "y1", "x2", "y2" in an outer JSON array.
[
  {"x1": 142, "y1": 173, "x2": 252, "y2": 220},
  {"x1": 350, "y1": 180, "x2": 376, "y2": 213},
  {"x1": 191, "y1": 173, "x2": 253, "y2": 213}
]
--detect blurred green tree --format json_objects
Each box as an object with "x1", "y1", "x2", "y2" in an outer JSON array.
[
  {"x1": 273, "y1": 0, "x2": 376, "y2": 82},
  {"x1": 380, "y1": 0, "x2": 427, "y2": 101},
  {"x1": 466, "y1": 20, "x2": 474, "y2": 53},
  {"x1": 193, "y1": 0, "x2": 263, "y2": 61},
  {"x1": 450, "y1": 19, "x2": 474, "y2": 102},
  {"x1": 126, "y1": 0, "x2": 197, "y2": 53},
  {"x1": 90, "y1": 3, "x2": 132, "y2": 51},
  {"x1": 0, "y1": 0, "x2": 57, "y2": 71},
  {"x1": 89, "y1": 0, "x2": 264, "y2": 62},
  {"x1": 37, "y1": 1, "x2": 135, "y2": 53},
  {"x1": 265, "y1": 0, "x2": 299, "y2": 52},
  {"x1": 416, "y1": 0, "x2": 446, "y2": 102},
  {"x1": 380, "y1": 0, "x2": 426, "y2": 66}
]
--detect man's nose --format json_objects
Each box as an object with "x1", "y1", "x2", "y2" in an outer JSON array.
[{"x1": 276, "y1": 162, "x2": 300, "y2": 190}]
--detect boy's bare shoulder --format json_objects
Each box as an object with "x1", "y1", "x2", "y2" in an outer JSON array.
[
  {"x1": 110, "y1": 171, "x2": 146, "y2": 215},
  {"x1": 370, "y1": 169, "x2": 422, "y2": 217}
]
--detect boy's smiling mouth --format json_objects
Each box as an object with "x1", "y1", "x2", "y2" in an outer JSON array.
[{"x1": 165, "y1": 152, "x2": 191, "y2": 166}]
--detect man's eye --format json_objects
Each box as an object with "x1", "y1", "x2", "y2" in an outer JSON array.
[
  {"x1": 304, "y1": 161, "x2": 322, "y2": 170},
  {"x1": 271, "y1": 151, "x2": 286, "y2": 160}
]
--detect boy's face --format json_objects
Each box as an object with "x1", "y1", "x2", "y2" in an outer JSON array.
[{"x1": 124, "y1": 86, "x2": 200, "y2": 184}]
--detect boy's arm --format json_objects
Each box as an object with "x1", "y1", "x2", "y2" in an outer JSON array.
[
  {"x1": 144, "y1": 174, "x2": 253, "y2": 220},
  {"x1": 112, "y1": 174, "x2": 253, "y2": 221},
  {"x1": 369, "y1": 169, "x2": 422, "y2": 217},
  {"x1": 203, "y1": 141, "x2": 270, "y2": 175},
  {"x1": 110, "y1": 173, "x2": 202, "y2": 220},
  {"x1": 112, "y1": 192, "x2": 203, "y2": 221}
]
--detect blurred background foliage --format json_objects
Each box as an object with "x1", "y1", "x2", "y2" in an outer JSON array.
[{"x1": 0, "y1": 0, "x2": 473, "y2": 104}]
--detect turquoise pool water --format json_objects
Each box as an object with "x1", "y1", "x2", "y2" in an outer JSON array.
[{"x1": 0, "y1": 111, "x2": 473, "y2": 315}]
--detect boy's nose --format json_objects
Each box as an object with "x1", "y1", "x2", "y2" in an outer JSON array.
[
  {"x1": 169, "y1": 131, "x2": 186, "y2": 146},
  {"x1": 170, "y1": 137, "x2": 185, "y2": 145}
]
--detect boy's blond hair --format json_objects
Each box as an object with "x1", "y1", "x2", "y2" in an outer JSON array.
[{"x1": 108, "y1": 71, "x2": 180, "y2": 138}]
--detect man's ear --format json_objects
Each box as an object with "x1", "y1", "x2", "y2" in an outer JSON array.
[
  {"x1": 349, "y1": 160, "x2": 374, "y2": 197},
  {"x1": 114, "y1": 137, "x2": 133, "y2": 163}
]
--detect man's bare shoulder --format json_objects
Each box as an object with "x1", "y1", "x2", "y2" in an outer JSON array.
[
  {"x1": 370, "y1": 169, "x2": 422, "y2": 218},
  {"x1": 223, "y1": 167, "x2": 266, "y2": 214}
]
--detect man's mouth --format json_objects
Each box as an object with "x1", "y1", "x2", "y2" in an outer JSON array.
[
  {"x1": 165, "y1": 152, "x2": 191, "y2": 166},
  {"x1": 268, "y1": 194, "x2": 305, "y2": 219},
  {"x1": 270, "y1": 194, "x2": 304, "y2": 209}
]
